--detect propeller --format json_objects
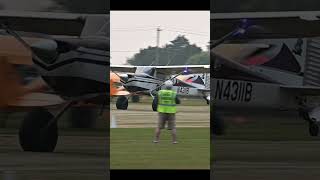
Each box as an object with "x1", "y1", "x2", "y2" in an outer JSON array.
[{"x1": 149, "y1": 68, "x2": 189, "y2": 97}]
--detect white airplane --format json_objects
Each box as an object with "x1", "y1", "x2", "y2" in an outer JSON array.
[
  {"x1": 111, "y1": 65, "x2": 210, "y2": 110},
  {"x1": 0, "y1": 11, "x2": 109, "y2": 152},
  {"x1": 212, "y1": 11, "x2": 320, "y2": 136}
]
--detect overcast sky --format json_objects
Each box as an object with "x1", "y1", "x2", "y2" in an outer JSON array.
[{"x1": 111, "y1": 11, "x2": 210, "y2": 65}]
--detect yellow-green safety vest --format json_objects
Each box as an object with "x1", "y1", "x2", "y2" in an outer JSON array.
[{"x1": 157, "y1": 90, "x2": 177, "y2": 113}]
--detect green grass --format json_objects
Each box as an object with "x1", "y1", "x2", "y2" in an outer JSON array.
[
  {"x1": 110, "y1": 128, "x2": 210, "y2": 169},
  {"x1": 216, "y1": 118, "x2": 318, "y2": 141},
  {"x1": 213, "y1": 113, "x2": 320, "y2": 163}
]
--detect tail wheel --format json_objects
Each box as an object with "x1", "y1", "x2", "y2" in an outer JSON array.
[{"x1": 19, "y1": 108, "x2": 58, "y2": 152}]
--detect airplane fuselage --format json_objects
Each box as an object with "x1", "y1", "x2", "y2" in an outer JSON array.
[
  {"x1": 213, "y1": 78, "x2": 301, "y2": 112},
  {"x1": 123, "y1": 73, "x2": 208, "y2": 97},
  {"x1": 34, "y1": 46, "x2": 108, "y2": 104}
]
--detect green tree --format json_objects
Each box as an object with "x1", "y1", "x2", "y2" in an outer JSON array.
[
  {"x1": 127, "y1": 46, "x2": 157, "y2": 66},
  {"x1": 127, "y1": 35, "x2": 203, "y2": 66},
  {"x1": 186, "y1": 52, "x2": 210, "y2": 65}
]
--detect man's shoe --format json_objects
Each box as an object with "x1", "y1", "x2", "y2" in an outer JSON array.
[
  {"x1": 172, "y1": 141, "x2": 178, "y2": 144},
  {"x1": 153, "y1": 140, "x2": 159, "y2": 143}
]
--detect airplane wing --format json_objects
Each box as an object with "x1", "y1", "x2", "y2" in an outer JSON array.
[
  {"x1": 155, "y1": 65, "x2": 210, "y2": 74},
  {"x1": 110, "y1": 65, "x2": 137, "y2": 73},
  {"x1": 0, "y1": 11, "x2": 109, "y2": 64},
  {"x1": 111, "y1": 64, "x2": 210, "y2": 74},
  {"x1": 0, "y1": 10, "x2": 95, "y2": 36},
  {"x1": 212, "y1": 11, "x2": 320, "y2": 39}
]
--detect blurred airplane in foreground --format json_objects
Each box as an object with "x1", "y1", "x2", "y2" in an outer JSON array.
[
  {"x1": 212, "y1": 11, "x2": 320, "y2": 136},
  {"x1": 0, "y1": 11, "x2": 109, "y2": 152}
]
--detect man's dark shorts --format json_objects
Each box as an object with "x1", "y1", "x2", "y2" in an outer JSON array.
[{"x1": 158, "y1": 112, "x2": 176, "y2": 130}]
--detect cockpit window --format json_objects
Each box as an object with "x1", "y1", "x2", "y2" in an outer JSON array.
[{"x1": 135, "y1": 67, "x2": 156, "y2": 76}]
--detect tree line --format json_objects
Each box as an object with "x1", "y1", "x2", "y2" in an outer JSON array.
[{"x1": 127, "y1": 35, "x2": 209, "y2": 66}]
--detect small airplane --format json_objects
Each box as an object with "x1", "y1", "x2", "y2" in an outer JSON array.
[
  {"x1": 111, "y1": 65, "x2": 210, "y2": 110},
  {"x1": 110, "y1": 72, "x2": 129, "y2": 96},
  {"x1": 0, "y1": 11, "x2": 109, "y2": 152},
  {"x1": 211, "y1": 11, "x2": 320, "y2": 136}
]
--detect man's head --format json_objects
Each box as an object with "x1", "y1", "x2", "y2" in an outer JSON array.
[{"x1": 164, "y1": 80, "x2": 173, "y2": 90}]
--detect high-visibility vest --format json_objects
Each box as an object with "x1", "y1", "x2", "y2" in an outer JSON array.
[{"x1": 157, "y1": 90, "x2": 177, "y2": 113}]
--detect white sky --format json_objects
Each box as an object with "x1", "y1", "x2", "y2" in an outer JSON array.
[{"x1": 111, "y1": 11, "x2": 210, "y2": 65}]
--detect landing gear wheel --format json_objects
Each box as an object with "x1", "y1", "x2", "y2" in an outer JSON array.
[
  {"x1": 309, "y1": 122, "x2": 319, "y2": 136},
  {"x1": 152, "y1": 98, "x2": 157, "y2": 112},
  {"x1": 116, "y1": 96, "x2": 128, "y2": 110},
  {"x1": 203, "y1": 96, "x2": 210, "y2": 105},
  {"x1": 19, "y1": 108, "x2": 58, "y2": 152}
]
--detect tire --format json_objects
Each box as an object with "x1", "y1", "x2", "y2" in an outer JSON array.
[
  {"x1": 19, "y1": 108, "x2": 58, "y2": 152},
  {"x1": 152, "y1": 98, "x2": 157, "y2": 112},
  {"x1": 309, "y1": 123, "x2": 319, "y2": 136},
  {"x1": 116, "y1": 96, "x2": 128, "y2": 110}
]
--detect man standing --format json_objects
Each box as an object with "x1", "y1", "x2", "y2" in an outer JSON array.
[{"x1": 153, "y1": 80, "x2": 180, "y2": 144}]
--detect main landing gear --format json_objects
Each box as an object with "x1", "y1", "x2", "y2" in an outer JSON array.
[
  {"x1": 19, "y1": 102, "x2": 72, "y2": 152},
  {"x1": 116, "y1": 96, "x2": 128, "y2": 110},
  {"x1": 300, "y1": 108, "x2": 320, "y2": 136}
]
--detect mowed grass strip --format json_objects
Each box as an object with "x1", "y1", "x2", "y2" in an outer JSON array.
[{"x1": 111, "y1": 128, "x2": 210, "y2": 169}]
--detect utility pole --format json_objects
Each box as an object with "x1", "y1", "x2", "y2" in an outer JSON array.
[{"x1": 155, "y1": 27, "x2": 162, "y2": 65}]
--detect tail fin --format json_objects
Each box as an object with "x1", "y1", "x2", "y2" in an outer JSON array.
[
  {"x1": 261, "y1": 44, "x2": 301, "y2": 73},
  {"x1": 244, "y1": 44, "x2": 301, "y2": 73},
  {"x1": 187, "y1": 75, "x2": 205, "y2": 85}
]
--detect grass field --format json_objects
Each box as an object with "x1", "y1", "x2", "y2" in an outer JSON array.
[
  {"x1": 213, "y1": 112, "x2": 320, "y2": 179},
  {"x1": 111, "y1": 128, "x2": 210, "y2": 169}
]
